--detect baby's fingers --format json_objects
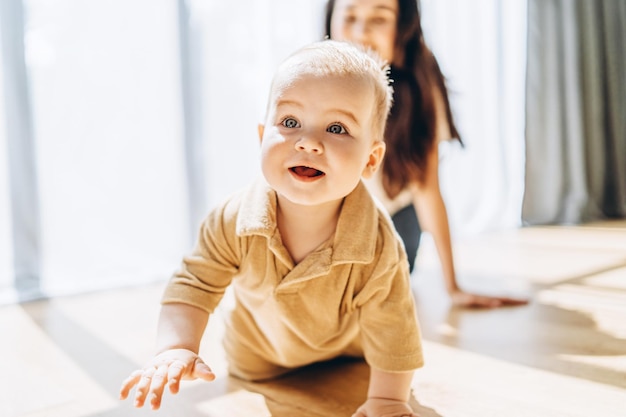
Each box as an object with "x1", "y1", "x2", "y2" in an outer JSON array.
[
  {"x1": 147, "y1": 365, "x2": 170, "y2": 410},
  {"x1": 133, "y1": 367, "x2": 156, "y2": 408},
  {"x1": 119, "y1": 369, "x2": 143, "y2": 400},
  {"x1": 166, "y1": 357, "x2": 215, "y2": 395},
  {"x1": 192, "y1": 357, "x2": 216, "y2": 382},
  {"x1": 166, "y1": 360, "x2": 186, "y2": 394}
]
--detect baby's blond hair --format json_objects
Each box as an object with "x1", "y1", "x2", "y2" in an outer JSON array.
[{"x1": 267, "y1": 40, "x2": 393, "y2": 140}]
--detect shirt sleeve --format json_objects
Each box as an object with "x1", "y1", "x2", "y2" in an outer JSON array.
[
  {"x1": 354, "y1": 224, "x2": 424, "y2": 372},
  {"x1": 161, "y1": 196, "x2": 242, "y2": 314}
]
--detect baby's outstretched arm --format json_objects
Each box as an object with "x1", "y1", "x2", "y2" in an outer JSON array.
[
  {"x1": 353, "y1": 368, "x2": 419, "y2": 417},
  {"x1": 119, "y1": 303, "x2": 215, "y2": 410}
]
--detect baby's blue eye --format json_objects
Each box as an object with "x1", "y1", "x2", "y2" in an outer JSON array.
[
  {"x1": 327, "y1": 124, "x2": 346, "y2": 134},
  {"x1": 282, "y1": 118, "x2": 299, "y2": 128}
]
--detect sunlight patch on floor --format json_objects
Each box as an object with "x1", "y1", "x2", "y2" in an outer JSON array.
[
  {"x1": 413, "y1": 341, "x2": 626, "y2": 417},
  {"x1": 557, "y1": 354, "x2": 626, "y2": 374},
  {"x1": 582, "y1": 267, "x2": 626, "y2": 290},
  {"x1": 538, "y1": 284, "x2": 626, "y2": 339}
]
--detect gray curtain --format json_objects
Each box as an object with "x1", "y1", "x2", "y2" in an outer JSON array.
[{"x1": 523, "y1": 0, "x2": 626, "y2": 224}]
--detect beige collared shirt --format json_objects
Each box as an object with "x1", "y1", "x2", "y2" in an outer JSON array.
[{"x1": 162, "y1": 178, "x2": 423, "y2": 380}]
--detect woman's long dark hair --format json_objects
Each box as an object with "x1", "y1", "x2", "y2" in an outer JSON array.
[{"x1": 324, "y1": 0, "x2": 461, "y2": 198}]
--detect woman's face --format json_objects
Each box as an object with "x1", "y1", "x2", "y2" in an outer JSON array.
[{"x1": 329, "y1": 0, "x2": 398, "y2": 64}]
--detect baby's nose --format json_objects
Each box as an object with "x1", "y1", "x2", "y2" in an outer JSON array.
[{"x1": 295, "y1": 135, "x2": 323, "y2": 154}]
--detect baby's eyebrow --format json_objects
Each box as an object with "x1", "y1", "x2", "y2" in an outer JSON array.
[
  {"x1": 276, "y1": 99, "x2": 303, "y2": 110},
  {"x1": 329, "y1": 109, "x2": 359, "y2": 126}
]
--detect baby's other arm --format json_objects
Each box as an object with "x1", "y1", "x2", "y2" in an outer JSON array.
[
  {"x1": 119, "y1": 303, "x2": 215, "y2": 410},
  {"x1": 352, "y1": 368, "x2": 419, "y2": 417}
]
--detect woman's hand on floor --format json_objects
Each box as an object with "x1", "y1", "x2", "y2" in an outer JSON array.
[{"x1": 450, "y1": 290, "x2": 529, "y2": 308}]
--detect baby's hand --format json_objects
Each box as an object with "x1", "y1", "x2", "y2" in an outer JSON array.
[
  {"x1": 352, "y1": 397, "x2": 419, "y2": 417},
  {"x1": 119, "y1": 348, "x2": 215, "y2": 410}
]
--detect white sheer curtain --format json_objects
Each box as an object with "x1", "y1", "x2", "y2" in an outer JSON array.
[
  {"x1": 421, "y1": 0, "x2": 528, "y2": 237},
  {"x1": 14, "y1": 0, "x2": 190, "y2": 299}
]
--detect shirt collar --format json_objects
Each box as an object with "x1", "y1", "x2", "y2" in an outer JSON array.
[{"x1": 236, "y1": 178, "x2": 379, "y2": 264}]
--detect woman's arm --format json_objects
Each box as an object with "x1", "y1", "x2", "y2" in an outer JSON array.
[
  {"x1": 416, "y1": 86, "x2": 458, "y2": 294},
  {"x1": 412, "y1": 88, "x2": 528, "y2": 308},
  {"x1": 411, "y1": 143, "x2": 458, "y2": 295}
]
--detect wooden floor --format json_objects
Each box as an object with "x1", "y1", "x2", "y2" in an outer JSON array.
[{"x1": 2, "y1": 221, "x2": 625, "y2": 417}]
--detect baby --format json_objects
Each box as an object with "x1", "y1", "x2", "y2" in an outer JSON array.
[{"x1": 120, "y1": 40, "x2": 423, "y2": 417}]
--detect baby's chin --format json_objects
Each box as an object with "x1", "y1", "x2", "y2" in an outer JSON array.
[
  {"x1": 278, "y1": 193, "x2": 334, "y2": 207},
  {"x1": 273, "y1": 188, "x2": 343, "y2": 208}
]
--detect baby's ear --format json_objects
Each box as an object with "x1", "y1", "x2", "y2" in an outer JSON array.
[
  {"x1": 257, "y1": 124, "x2": 265, "y2": 144},
  {"x1": 362, "y1": 140, "x2": 386, "y2": 179}
]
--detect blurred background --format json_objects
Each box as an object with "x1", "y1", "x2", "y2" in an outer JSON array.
[{"x1": 1, "y1": 0, "x2": 624, "y2": 304}]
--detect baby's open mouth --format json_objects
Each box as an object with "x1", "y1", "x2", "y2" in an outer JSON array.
[{"x1": 290, "y1": 166, "x2": 325, "y2": 178}]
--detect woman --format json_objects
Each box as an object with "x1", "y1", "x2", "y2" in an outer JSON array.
[{"x1": 325, "y1": 0, "x2": 527, "y2": 307}]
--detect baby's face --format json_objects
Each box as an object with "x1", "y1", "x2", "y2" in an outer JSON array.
[{"x1": 259, "y1": 73, "x2": 384, "y2": 207}]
